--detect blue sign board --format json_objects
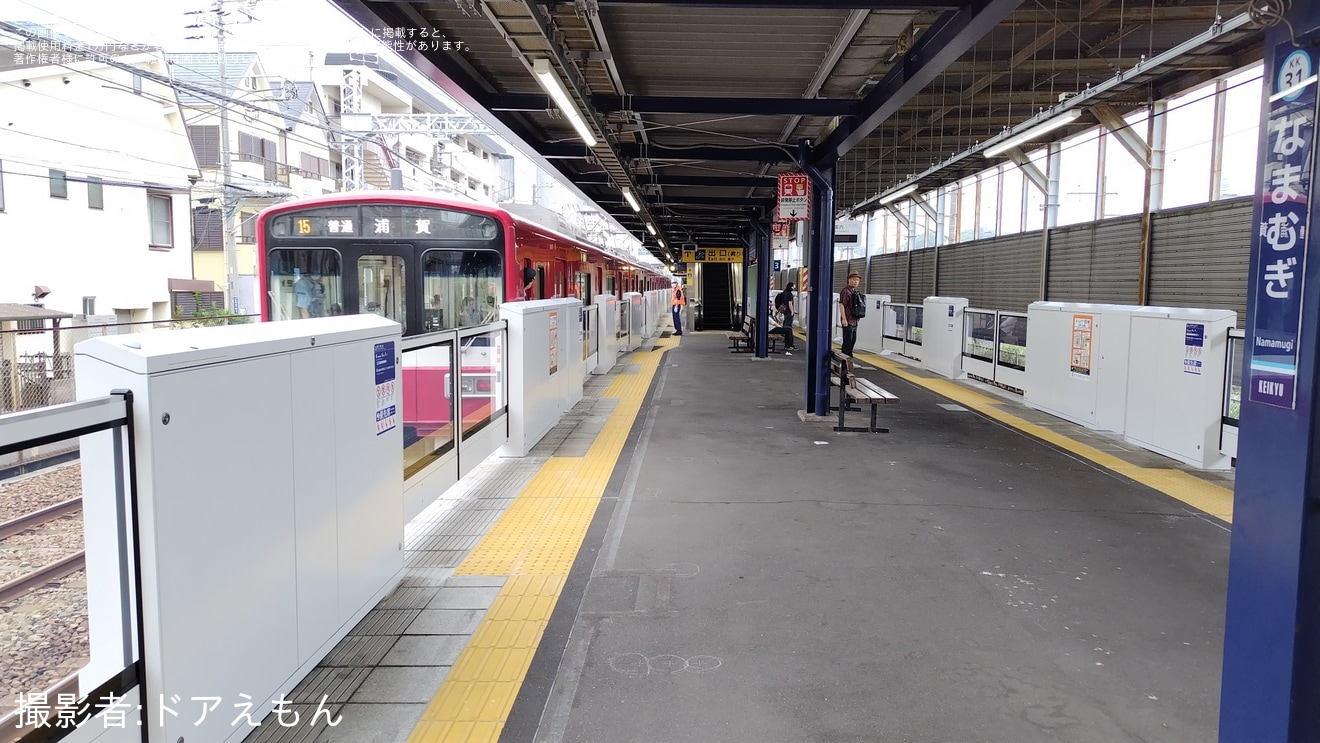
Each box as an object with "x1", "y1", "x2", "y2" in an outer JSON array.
[
  {"x1": 774, "y1": 260, "x2": 781, "y2": 271},
  {"x1": 1248, "y1": 43, "x2": 1317, "y2": 409},
  {"x1": 374, "y1": 341, "x2": 395, "y2": 385}
]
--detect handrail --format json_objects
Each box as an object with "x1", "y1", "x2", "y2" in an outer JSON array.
[{"x1": 2, "y1": 390, "x2": 147, "y2": 743}]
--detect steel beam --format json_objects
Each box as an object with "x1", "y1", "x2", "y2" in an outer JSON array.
[
  {"x1": 1003, "y1": 147, "x2": 1049, "y2": 193},
  {"x1": 577, "y1": 173, "x2": 778, "y2": 187},
  {"x1": 1092, "y1": 103, "x2": 1151, "y2": 168},
  {"x1": 810, "y1": 0, "x2": 1024, "y2": 164},
  {"x1": 593, "y1": 96, "x2": 857, "y2": 116},
  {"x1": 537, "y1": 0, "x2": 955, "y2": 7}
]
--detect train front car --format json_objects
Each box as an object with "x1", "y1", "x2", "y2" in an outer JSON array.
[{"x1": 256, "y1": 192, "x2": 515, "y2": 477}]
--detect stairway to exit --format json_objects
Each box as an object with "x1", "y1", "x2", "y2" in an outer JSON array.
[{"x1": 701, "y1": 263, "x2": 735, "y2": 330}]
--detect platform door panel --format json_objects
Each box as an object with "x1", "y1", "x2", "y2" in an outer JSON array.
[
  {"x1": 290, "y1": 347, "x2": 341, "y2": 664},
  {"x1": 333, "y1": 341, "x2": 403, "y2": 619},
  {"x1": 145, "y1": 357, "x2": 299, "y2": 743}
]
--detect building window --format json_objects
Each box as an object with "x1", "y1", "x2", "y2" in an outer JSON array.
[
  {"x1": 238, "y1": 211, "x2": 255, "y2": 243},
  {"x1": 187, "y1": 125, "x2": 221, "y2": 168},
  {"x1": 88, "y1": 177, "x2": 104, "y2": 209},
  {"x1": 132, "y1": 73, "x2": 143, "y2": 94},
  {"x1": 0, "y1": 160, "x2": 5, "y2": 212},
  {"x1": 49, "y1": 169, "x2": 68, "y2": 199},
  {"x1": 148, "y1": 193, "x2": 173, "y2": 248}
]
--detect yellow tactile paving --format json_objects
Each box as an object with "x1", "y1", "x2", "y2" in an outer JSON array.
[
  {"x1": 407, "y1": 337, "x2": 675, "y2": 743},
  {"x1": 850, "y1": 347, "x2": 1235, "y2": 523}
]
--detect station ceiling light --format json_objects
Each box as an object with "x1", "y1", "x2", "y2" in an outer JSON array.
[
  {"x1": 646, "y1": 223, "x2": 657, "y2": 236},
  {"x1": 877, "y1": 184, "x2": 918, "y2": 205},
  {"x1": 984, "y1": 109, "x2": 1082, "y2": 157},
  {"x1": 622, "y1": 187, "x2": 641, "y2": 212},
  {"x1": 533, "y1": 58, "x2": 597, "y2": 148}
]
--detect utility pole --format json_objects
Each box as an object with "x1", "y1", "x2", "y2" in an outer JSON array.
[{"x1": 186, "y1": 0, "x2": 257, "y2": 313}]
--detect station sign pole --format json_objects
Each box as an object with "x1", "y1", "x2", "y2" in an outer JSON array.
[{"x1": 1219, "y1": 6, "x2": 1320, "y2": 740}]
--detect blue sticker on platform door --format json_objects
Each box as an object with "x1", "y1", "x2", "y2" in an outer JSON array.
[
  {"x1": 375, "y1": 341, "x2": 395, "y2": 385},
  {"x1": 374, "y1": 341, "x2": 397, "y2": 435},
  {"x1": 1248, "y1": 43, "x2": 1316, "y2": 409}
]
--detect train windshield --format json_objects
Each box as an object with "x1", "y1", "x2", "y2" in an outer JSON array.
[
  {"x1": 266, "y1": 249, "x2": 344, "y2": 320},
  {"x1": 423, "y1": 249, "x2": 503, "y2": 331}
]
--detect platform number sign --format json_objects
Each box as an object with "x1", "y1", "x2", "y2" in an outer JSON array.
[
  {"x1": 374, "y1": 341, "x2": 397, "y2": 436},
  {"x1": 777, "y1": 174, "x2": 809, "y2": 221},
  {"x1": 1247, "y1": 43, "x2": 1317, "y2": 409}
]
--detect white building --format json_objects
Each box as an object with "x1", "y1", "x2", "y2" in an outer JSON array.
[
  {"x1": 168, "y1": 52, "x2": 336, "y2": 311},
  {"x1": 319, "y1": 53, "x2": 507, "y2": 200},
  {"x1": 0, "y1": 28, "x2": 197, "y2": 321}
]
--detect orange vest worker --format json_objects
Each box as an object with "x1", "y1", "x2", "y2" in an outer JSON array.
[{"x1": 671, "y1": 284, "x2": 685, "y2": 335}]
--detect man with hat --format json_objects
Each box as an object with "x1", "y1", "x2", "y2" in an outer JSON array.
[{"x1": 838, "y1": 271, "x2": 863, "y2": 357}]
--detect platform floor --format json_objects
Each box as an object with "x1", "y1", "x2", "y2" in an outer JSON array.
[{"x1": 245, "y1": 327, "x2": 1233, "y2": 743}]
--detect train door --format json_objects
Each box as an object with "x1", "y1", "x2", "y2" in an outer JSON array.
[{"x1": 353, "y1": 244, "x2": 414, "y2": 335}]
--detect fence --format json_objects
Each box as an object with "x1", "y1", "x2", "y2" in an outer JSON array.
[{"x1": 0, "y1": 315, "x2": 260, "y2": 416}]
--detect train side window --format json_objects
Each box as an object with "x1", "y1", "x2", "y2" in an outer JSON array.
[
  {"x1": 267, "y1": 249, "x2": 343, "y2": 321},
  {"x1": 422, "y1": 249, "x2": 504, "y2": 330},
  {"x1": 358, "y1": 255, "x2": 407, "y2": 326}
]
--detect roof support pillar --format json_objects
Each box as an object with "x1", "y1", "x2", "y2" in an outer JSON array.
[
  {"x1": 1092, "y1": 103, "x2": 1152, "y2": 168},
  {"x1": 1038, "y1": 142, "x2": 1061, "y2": 300},
  {"x1": 749, "y1": 221, "x2": 772, "y2": 358},
  {"x1": 1136, "y1": 100, "x2": 1167, "y2": 303},
  {"x1": 1004, "y1": 147, "x2": 1049, "y2": 194},
  {"x1": 801, "y1": 140, "x2": 835, "y2": 416},
  {"x1": 1220, "y1": 7, "x2": 1320, "y2": 740}
]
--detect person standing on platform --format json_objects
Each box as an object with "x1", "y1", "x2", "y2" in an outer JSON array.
[
  {"x1": 775, "y1": 282, "x2": 796, "y2": 331},
  {"x1": 838, "y1": 271, "x2": 862, "y2": 357},
  {"x1": 671, "y1": 281, "x2": 686, "y2": 336}
]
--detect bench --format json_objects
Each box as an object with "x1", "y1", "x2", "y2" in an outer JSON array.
[
  {"x1": 727, "y1": 316, "x2": 780, "y2": 353},
  {"x1": 829, "y1": 350, "x2": 899, "y2": 432}
]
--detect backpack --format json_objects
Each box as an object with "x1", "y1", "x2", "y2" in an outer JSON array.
[
  {"x1": 849, "y1": 289, "x2": 867, "y2": 319},
  {"x1": 774, "y1": 290, "x2": 790, "y2": 314}
]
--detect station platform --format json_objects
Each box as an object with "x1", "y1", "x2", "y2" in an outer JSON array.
[{"x1": 246, "y1": 327, "x2": 1234, "y2": 743}]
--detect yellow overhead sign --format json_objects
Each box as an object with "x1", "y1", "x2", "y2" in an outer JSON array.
[{"x1": 681, "y1": 248, "x2": 743, "y2": 263}]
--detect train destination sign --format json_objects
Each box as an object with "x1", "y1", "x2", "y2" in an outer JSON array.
[{"x1": 267, "y1": 205, "x2": 499, "y2": 240}]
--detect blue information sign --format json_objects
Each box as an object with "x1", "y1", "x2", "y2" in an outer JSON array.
[
  {"x1": 374, "y1": 341, "x2": 395, "y2": 385},
  {"x1": 374, "y1": 341, "x2": 397, "y2": 436},
  {"x1": 774, "y1": 259, "x2": 781, "y2": 271},
  {"x1": 1248, "y1": 43, "x2": 1317, "y2": 409}
]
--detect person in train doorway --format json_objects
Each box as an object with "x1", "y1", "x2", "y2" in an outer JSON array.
[
  {"x1": 775, "y1": 282, "x2": 796, "y2": 331},
  {"x1": 671, "y1": 281, "x2": 686, "y2": 336},
  {"x1": 522, "y1": 258, "x2": 537, "y2": 300},
  {"x1": 838, "y1": 271, "x2": 862, "y2": 357}
]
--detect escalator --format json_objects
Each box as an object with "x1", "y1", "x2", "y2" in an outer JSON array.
[{"x1": 700, "y1": 262, "x2": 736, "y2": 330}]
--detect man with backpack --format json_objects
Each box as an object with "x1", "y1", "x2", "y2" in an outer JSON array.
[
  {"x1": 774, "y1": 282, "x2": 796, "y2": 331},
  {"x1": 837, "y1": 271, "x2": 865, "y2": 357}
]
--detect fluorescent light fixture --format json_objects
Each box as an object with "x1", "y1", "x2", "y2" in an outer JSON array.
[
  {"x1": 877, "y1": 184, "x2": 918, "y2": 205},
  {"x1": 657, "y1": 238, "x2": 666, "y2": 248},
  {"x1": 647, "y1": 223, "x2": 658, "y2": 236},
  {"x1": 533, "y1": 58, "x2": 597, "y2": 147},
  {"x1": 984, "y1": 109, "x2": 1082, "y2": 157},
  {"x1": 622, "y1": 187, "x2": 641, "y2": 212}
]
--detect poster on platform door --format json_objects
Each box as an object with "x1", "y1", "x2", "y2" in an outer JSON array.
[
  {"x1": 374, "y1": 341, "x2": 397, "y2": 436},
  {"x1": 1070, "y1": 314, "x2": 1093, "y2": 378},
  {"x1": 1184, "y1": 323, "x2": 1205, "y2": 375},
  {"x1": 549, "y1": 311, "x2": 559, "y2": 376}
]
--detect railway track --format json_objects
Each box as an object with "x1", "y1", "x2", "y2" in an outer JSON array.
[{"x1": 0, "y1": 497, "x2": 84, "y2": 605}]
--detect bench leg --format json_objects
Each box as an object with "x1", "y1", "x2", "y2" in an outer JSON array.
[
  {"x1": 869, "y1": 403, "x2": 889, "y2": 433},
  {"x1": 832, "y1": 384, "x2": 869, "y2": 432}
]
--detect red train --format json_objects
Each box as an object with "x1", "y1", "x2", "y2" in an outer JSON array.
[
  {"x1": 256, "y1": 192, "x2": 668, "y2": 475},
  {"x1": 256, "y1": 191, "x2": 668, "y2": 333}
]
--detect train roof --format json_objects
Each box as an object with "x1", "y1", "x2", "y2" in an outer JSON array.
[{"x1": 256, "y1": 191, "x2": 667, "y2": 278}]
